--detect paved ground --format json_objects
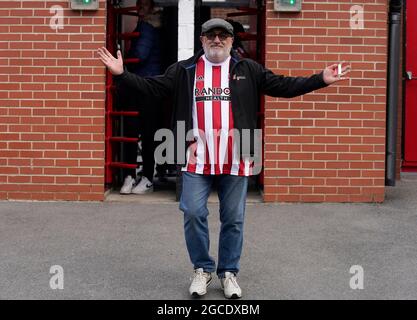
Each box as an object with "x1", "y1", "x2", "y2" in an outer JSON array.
[{"x1": 0, "y1": 174, "x2": 416, "y2": 300}]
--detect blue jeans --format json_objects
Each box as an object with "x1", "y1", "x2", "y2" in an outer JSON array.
[{"x1": 179, "y1": 172, "x2": 248, "y2": 278}]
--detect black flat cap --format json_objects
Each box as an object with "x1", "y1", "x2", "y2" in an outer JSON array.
[{"x1": 201, "y1": 18, "x2": 234, "y2": 36}]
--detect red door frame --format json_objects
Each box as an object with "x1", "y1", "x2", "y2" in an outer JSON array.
[{"x1": 105, "y1": 1, "x2": 141, "y2": 186}]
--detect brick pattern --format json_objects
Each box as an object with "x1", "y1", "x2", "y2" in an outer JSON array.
[
  {"x1": 263, "y1": 0, "x2": 387, "y2": 202},
  {"x1": 0, "y1": 0, "x2": 106, "y2": 201},
  {"x1": 0, "y1": 1, "x2": 390, "y2": 203}
]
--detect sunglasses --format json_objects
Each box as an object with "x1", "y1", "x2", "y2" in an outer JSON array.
[{"x1": 203, "y1": 32, "x2": 232, "y2": 41}]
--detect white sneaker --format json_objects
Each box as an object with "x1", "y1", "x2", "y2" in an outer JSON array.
[
  {"x1": 120, "y1": 175, "x2": 135, "y2": 194},
  {"x1": 220, "y1": 272, "x2": 242, "y2": 299},
  {"x1": 131, "y1": 176, "x2": 153, "y2": 194},
  {"x1": 189, "y1": 268, "x2": 212, "y2": 297}
]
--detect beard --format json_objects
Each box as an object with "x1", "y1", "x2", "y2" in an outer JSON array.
[{"x1": 203, "y1": 42, "x2": 232, "y2": 63}]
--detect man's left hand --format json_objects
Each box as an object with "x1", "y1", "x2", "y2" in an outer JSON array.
[{"x1": 323, "y1": 62, "x2": 351, "y2": 85}]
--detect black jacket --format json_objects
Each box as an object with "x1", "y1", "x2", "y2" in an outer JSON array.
[{"x1": 114, "y1": 49, "x2": 328, "y2": 164}]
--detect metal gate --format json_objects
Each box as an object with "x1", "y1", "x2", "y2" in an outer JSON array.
[{"x1": 105, "y1": 1, "x2": 142, "y2": 186}]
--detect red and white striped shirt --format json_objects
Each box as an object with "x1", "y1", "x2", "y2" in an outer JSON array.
[{"x1": 182, "y1": 55, "x2": 254, "y2": 176}]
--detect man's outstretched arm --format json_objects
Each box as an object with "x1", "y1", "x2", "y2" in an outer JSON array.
[
  {"x1": 97, "y1": 46, "x2": 174, "y2": 99},
  {"x1": 260, "y1": 62, "x2": 351, "y2": 98}
]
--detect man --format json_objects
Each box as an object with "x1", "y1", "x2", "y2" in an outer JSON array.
[{"x1": 97, "y1": 18, "x2": 350, "y2": 299}]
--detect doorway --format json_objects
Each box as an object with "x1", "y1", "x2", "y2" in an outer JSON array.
[
  {"x1": 105, "y1": 0, "x2": 179, "y2": 199},
  {"x1": 104, "y1": 0, "x2": 266, "y2": 202}
]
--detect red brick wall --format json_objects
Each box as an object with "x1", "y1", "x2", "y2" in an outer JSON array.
[
  {"x1": 0, "y1": 0, "x2": 106, "y2": 201},
  {"x1": 0, "y1": 1, "x2": 390, "y2": 203},
  {"x1": 263, "y1": 0, "x2": 388, "y2": 202}
]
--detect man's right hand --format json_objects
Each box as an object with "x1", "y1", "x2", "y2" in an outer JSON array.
[{"x1": 97, "y1": 47, "x2": 124, "y2": 76}]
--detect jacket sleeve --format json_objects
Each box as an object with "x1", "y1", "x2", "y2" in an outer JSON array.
[
  {"x1": 257, "y1": 63, "x2": 328, "y2": 98},
  {"x1": 113, "y1": 63, "x2": 176, "y2": 99}
]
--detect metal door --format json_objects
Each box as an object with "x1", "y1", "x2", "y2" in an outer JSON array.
[{"x1": 403, "y1": 0, "x2": 417, "y2": 171}]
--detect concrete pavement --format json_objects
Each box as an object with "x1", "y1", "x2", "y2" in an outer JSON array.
[{"x1": 0, "y1": 174, "x2": 416, "y2": 300}]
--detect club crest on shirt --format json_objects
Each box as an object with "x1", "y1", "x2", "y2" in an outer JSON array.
[{"x1": 196, "y1": 75, "x2": 205, "y2": 82}]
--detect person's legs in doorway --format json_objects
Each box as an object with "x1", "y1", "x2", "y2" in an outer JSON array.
[
  {"x1": 120, "y1": 114, "x2": 140, "y2": 194},
  {"x1": 131, "y1": 102, "x2": 159, "y2": 194}
]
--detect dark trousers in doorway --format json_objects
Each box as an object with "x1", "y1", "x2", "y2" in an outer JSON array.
[{"x1": 123, "y1": 100, "x2": 162, "y2": 183}]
